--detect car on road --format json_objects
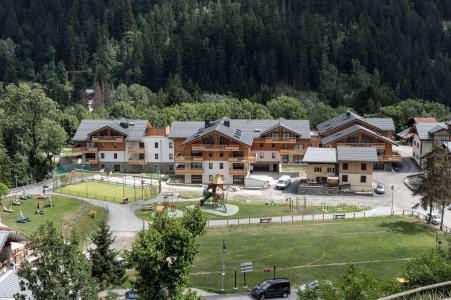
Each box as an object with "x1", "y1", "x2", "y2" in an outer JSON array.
[
  {"x1": 275, "y1": 176, "x2": 291, "y2": 190},
  {"x1": 250, "y1": 278, "x2": 291, "y2": 299},
  {"x1": 426, "y1": 213, "x2": 442, "y2": 225},
  {"x1": 374, "y1": 183, "x2": 385, "y2": 194},
  {"x1": 42, "y1": 184, "x2": 50, "y2": 189},
  {"x1": 447, "y1": 204, "x2": 451, "y2": 211},
  {"x1": 125, "y1": 289, "x2": 138, "y2": 299},
  {"x1": 298, "y1": 280, "x2": 333, "y2": 294}
]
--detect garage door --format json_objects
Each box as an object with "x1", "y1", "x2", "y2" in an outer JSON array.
[{"x1": 251, "y1": 164, "x2": 270, "y2": 172}]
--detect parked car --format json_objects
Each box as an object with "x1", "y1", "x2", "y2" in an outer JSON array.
[
  {"x1": 42, "y1": 184, "x2": 50, "y2": 189},
  {"x1": 447, "y1": 204, "x2": 451, "y2": 211},
  {"x1": 125, "y1": 289, "x2": 138, "y2": 299},
  {"x1": 275, "y1": 176, "x2": 291, "y2": 190},
  {"x1": 298, "y1": 280, "x2": 333, "y2": 294},
  {"x1": 426, "y1": 213, "x2": 442, "y2": 225},
  {"x1": 250, "y1": 278, "x2": 291, "y2": 299},
  {"x1": 374, "y1": 183, "x2": 385, "y2": 194}
]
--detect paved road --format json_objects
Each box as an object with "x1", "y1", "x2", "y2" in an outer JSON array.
[{"x1": 204, "y1": 290, "x2": 299, "y2": 300}]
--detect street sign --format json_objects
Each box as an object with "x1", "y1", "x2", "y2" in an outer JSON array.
[{"x1": 240, "y1": 261, "x2": 253, "y2": 273}]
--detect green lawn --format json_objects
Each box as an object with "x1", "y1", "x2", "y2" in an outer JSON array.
[
  {"x1": 177, "y1": 191, "x2": 203, "y2": 199},
  {"x1": 191, "y1": 217, "x2": 444, "y2": 293},
  {"x1": 135, "y1": 200, "x2": 362, "y2": 221},
  {"x1": 0, "y1": 195, "x2": 106, "y2": 239},
  {"x1": 55, "y1": 182, "x2": 157, "y2": 203}
]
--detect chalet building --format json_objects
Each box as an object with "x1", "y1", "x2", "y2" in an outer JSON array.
[
  {"x1": 169, "y1": 118, "x2": 318, "y2": 184},
  {"x1": 72, "y1": 119, "x2": 174, "y2": 173},
  {"x1": 410, "y1": 121, "x2": 451, "y2": 168},
  {"x1": 302, "y1": 146, "x2": 378, "y2": 193},
  {"x1": 397, "y1": 117, "x2": 437, "y2": 143},
  {"x1": 317, "y1": 111, "x2": 399, "y2": 169}
]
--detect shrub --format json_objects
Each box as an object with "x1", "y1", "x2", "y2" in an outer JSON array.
[{"x1": 88, "y1": 210, "x2": 97, "y2": 218}]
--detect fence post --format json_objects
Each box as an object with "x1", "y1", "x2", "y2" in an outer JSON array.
[
  {"x1": 249, "y1": 218, "x2": 250, "y2": 225},
  {"x1": 302, "y1": 215, "x2": 304, "y2": 222},
  {"x1": 281, "y1": 216, "x2": 283, "y2": 223},
  {"x1": 238, "y1": 218, "x2": 239, "y2": 226},
  {"x1": 363, "y1": 212, "x2": 365, "y2": 218},
  {"x1": 353, "y1": 212, "x2": 355, "y2": 219},
  {"x1": 227, "y1": 219, "x2": 229, "y2": 227},
  {"x1": 292, "y1": 216, "x2": 293, "y2": 223},
  {"x1": 322, "y1": 214, "x2": 324, "y2": 220}
]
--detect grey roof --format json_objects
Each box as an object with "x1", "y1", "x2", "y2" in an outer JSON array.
[
  {"x1": 396, "y1": 127, "x2": 412, "y2": 138},
  {"x1": 0, "y1": 270, "x2": 32, "y2": 299},
  {"x1": 317, "y1": 111, "x2": 395, "y2": 134},
  {"x1": 321, "y1": 124, "x2": 397, "y2": 146},
  {"x1": 0, "y1": 231, "x2": 24, "y2": 250},
  {"x1": 414, "y1": 122, "x2": 448, "y2": 140},
  {"x1": 302, "y1": 148, "x2": 337, "y2": 163},
  {"x1": 72, "y1": 119, "x2": 149, "y2": 142},
  {"x1": 170, "y1": 118, "x2": 312, "y2": 146},
  {"x1": 336, "y1": 146, "x2": 378, "y2": 162}
]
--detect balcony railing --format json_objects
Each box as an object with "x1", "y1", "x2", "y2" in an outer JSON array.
[
  {"x1": 129, "y1": 159, "x2": 147, "y2": 165},
  {"x1": 279, "y1": 149, "x2": 306, "y2": 155},
  {"x1": 73, "y1": 147, "x2": 98, "y2": 153},
  {"x1": 191, "y1": 144, "x2": 240, "y2": 151},
  {"x1": 265, "y1": 137, "x2": 297, "y2": 143},
  {"x1": 228, "y1": 156, "x2": 257, "y2": 163},
  {"x1": 175, "y1": 156, "x2": 204, "y2": 162},
  {"x1": 128, "y1": 147, "x2": 146, "y2": 153},
  {"x1": 86, "y1": 159, "x2": 99, "y2": 164},
  {"x1": 378, "y1": 153, "x2": 402, "y2": 162},
  {"x1": 175, "y1": 166, "x2": 203, "y2": 174},
  {"x1": 336, "y1": 143, "x2": 386, "y2": 149},
  {"x1": 229, "y1": 168, "x2": 249, "y2": 175},
  {"x1": 91, "y1": 136, "x2": 124, "y2": 142}
]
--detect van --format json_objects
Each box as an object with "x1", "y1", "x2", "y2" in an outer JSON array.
[
  {"x1": 250, "y1": 278, "x2": 291, "y2": 299},
  {"x1": 275, "y1": 175, "x2": 291, "y2": 190}
]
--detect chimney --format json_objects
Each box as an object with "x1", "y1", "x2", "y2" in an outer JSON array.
[
  {"x1": 224, "y1": 120, "x2": 230, "y2": 127},
  {"x1": 205, "y1": 120, "x2": 211, "y2": 128}
]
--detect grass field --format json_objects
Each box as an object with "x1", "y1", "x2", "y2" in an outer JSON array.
[
  {"x1": 135, "y1": 200, "x2": 362, "y2": 221},
  {"x1": 55, "y1": 182, "x2": 157, "y2": 203},
  {"x1": 1, "y1": 195, "x2": 106, "y2": 239},
  {"x1": 190, "y1": 217, "x2": 446, "y2": 293}
]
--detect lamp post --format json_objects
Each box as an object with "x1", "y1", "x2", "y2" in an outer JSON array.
[
  {"x1": 220, "y1": 240, "x2": 226, "y2": 292},
  {"x1": 391, "y1": 185, "x2": 394, "y2": 215}
]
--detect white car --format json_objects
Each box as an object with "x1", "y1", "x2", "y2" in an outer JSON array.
[
  {"x1": 275, "y1": 176, "x2": 291, "y2": 190},
  {"x1": 426, "y1": 213, "x2": 442, "y2": 225},
  {"x1": 374, "y1": 183, "x2": 385, "y2": 194},
  {"x1": 298, "y1": 280, "x2": 333, "y2": 294}
]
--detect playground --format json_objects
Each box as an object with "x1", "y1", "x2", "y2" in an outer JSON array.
[
  {"x1": 191, "y1": 216, "x2": 448, "y2": 293},
  {"x1": 0, "y1": 195, "x2": 106, "y2": 238}
]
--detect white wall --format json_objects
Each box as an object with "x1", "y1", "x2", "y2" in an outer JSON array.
[
  {"x1": 97, "y1": 151, "x2": 126, "y2": 162},
  {"x1": 340, "y1": 173, "x2": 373, "y2": 192},
  {"x1": 143, "y1": 137, "x2": 174, "y2": 163},
  {"x1": 202, "y1": 161, "x2": 233, "y2": 184},
  {"x1": 256, "y1": 151, "x2": 280, "y2": 162},
  {"x1": 412, "y1": 134, "x2": 434, "y2": 169}
]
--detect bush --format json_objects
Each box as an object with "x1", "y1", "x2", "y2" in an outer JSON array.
[{"x1": 88, "y1": 210, "x2": 97, "y2": 218}]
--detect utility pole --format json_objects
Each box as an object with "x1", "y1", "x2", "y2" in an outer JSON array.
[
  {"x1": 391, "y1": 185, "x2": 394, "y2": 215},
  {"x1": 220, "y1": 240, "x2": 226, "y2": 292}
]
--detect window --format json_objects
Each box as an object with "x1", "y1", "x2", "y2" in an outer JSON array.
[
  {"x1": 113, "y1": 153, "x2": 118, "y2": 159},
  {"x1": 139, "y1": 142, "x2": 145, "y2": 148},
  {"x1": 209, "y1": 162, "x2": 213, "y2": 169},
  {"x1": 314, "y1": 167, "x2": 322, "y2": 172},
  {"x1": 219, "y1": 163, "x2": 224, "y2": 169},
  {"x1": 209, "y1": 175, "x2": 213, "y2": 181},
  {"x1": 327, "y1": 167, "x2": 335, "y2": 173},
  {"x1": 293, "y1": 155, "x2": 301, "y2": 163},
  {"x1": 100, "y1": 143, "x2": 104, "y2": 148},
  {"x1": 360, "y1": 176, "x2": 367, "y2": 183},
  {"x1": 191, "y1": 175, "x2": 202, "y2": 184},
  {"x1": 272, "y1": 152, "x2": 276, "y2": 159},
  {"x1": 283, "y1": 143, "x2": 288, "y2": 149},
  {"x1": 342, "y1": 175, "x2": 348, "y2": 182},
  {"x1": 342, "y1": 163, "x2": 348, "y2": 170},
  {"x1": 100, "y1": 153, "x2": 105, "y2": 159},
  {"x1": 260, "y1": 143, "x2": 264, "y2": 148},
  {"x1": 361, "y1": 163, "x2": 367, "y2": 171},
  {"x1": 272, "y1": 143, "x2": 275, "y2": 148},
  {"x1": 209, "y1": 152, "x2": 213, "y2": 157},
  {"x1": 233, "y1": 176, "x2": 245, "y2": 185},
  {"x1": 294, "y1": 144, "x2": 304, "y2": 150},
  {"x1": 347, "y1": 136, "x2": 359, "y2": 143},
  {"x1": 168, "y1": 164, "x2": 173, "y2": 171},
  {"x1": 169, "y1": 142, "x2": 173, "y2": 148},
  {"x1": 219, "y1": 152, "x2": 224, "y2": 157},
  {"x1": 113, "y1": 142, "x2": 117, "y2": 148},
  {"x1": 155, "y1": 142, "x2": 159, "y2": 148},
  {"x1": 155, "y1": 153, "x2": 159, "y2": 159},
  {"x1": 259, "y1": 152, "x2": 264, "y2": 159},
  {"x1": 139, "y1": 153, "x2": 145, "y2": 160},
  {"x1": 114, "y1": 164, "x2": 120, "y2": 172},
  {"x1": 154, "y1": 164, "x2": 160, "y2": 171},
  {"x1": 219, "y1": 136, "x2": 229, "y2": 145},
  {"x1": 282, "y1": 155, "x2": 289, "y2": 163},
  {"x1": 169, "y1": 153, "x2": 173, "y2": 160}
]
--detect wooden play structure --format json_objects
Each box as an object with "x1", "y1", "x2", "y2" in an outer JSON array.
[{"x1": 200, "y1": 175, "x2": 227, "y2": 213}]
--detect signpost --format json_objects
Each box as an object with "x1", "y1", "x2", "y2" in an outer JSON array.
[{"x1": 240, "y1": 261, "x2": 253, "y2": 288}]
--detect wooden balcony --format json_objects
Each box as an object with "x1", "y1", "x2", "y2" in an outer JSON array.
[
  {"x1": 91, "y1": 136, "x2": 124, "y2": 142},
  {"x1": 228, "y1": 156, "x2": 257, "y2": 163},
  {"x1": 336, "y1": 143, "x2": 386, "y2": 149},
  {"x1": 378, "y1": 153, "x2": 402, "y2": 162},
  {"x1": 73, "y1": 147, "x2": 98, "y2": 153},
  {"x1": 128, "y1": 147, "x2": 146, "y2": 153},
  {"x1": 229, "y1": 168, "x2": 248, "y2": 175},
  {"x1": 174, "y1": 167, "x2": 203, "y2": 175},
  {"x1": 175, "y1": 156, "x2": 204, "y2": 162},
  {"x1": 191, "y1": 144, "x2": 240, "y2": 151},
  {"x1": 265, "y1": 137, "x2": 297, "y2": 143},
  {"x1": 279, "y1": 149, "x2": 306, "y2": 155},
  {"x1": 86, "y1": 159, "x2": 99, "y2": 164},
  {"x1": 129, "y1": 159, "x2": 147, "y2": 165}
]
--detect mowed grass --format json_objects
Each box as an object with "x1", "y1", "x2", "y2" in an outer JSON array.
[
  {"x1": 0, "y1": 195, "x2": 106, "y2": 239},
  {"x1": 190, "y1": 217, "x2": 442, "y2": 293},
  {"x1": 136, "y1": 200, "x2": 362, "y2": 221},
  {"x1": 55, "y1": 182, "x2": 154, "y2": 203}
]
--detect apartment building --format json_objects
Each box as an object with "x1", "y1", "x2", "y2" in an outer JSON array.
[
  {"x1": 317, "y1": 111, "x2": 399, "y2": 169},
  {"x1": 410, "y1": 121, "x2": 451, "y2": 168},
  {"x1": 72, "y1": 119, "x2": 174, "y2": 173},
  {"x1": 169, "y1": 118, "x2": 317, "y2": 184},
  {"x1": 302, "y1": 146, "x2": 378, "y2": 193}
]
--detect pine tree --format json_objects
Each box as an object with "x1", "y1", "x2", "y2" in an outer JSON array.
[{"x1": 89, "y1": 221, "x2": 125, "y2": 289}]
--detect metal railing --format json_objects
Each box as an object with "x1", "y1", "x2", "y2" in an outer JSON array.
[{"x1": 378, "y1": 281, "x2": 451, "y2": 300}]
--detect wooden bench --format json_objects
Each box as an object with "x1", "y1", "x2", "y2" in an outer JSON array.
[
  {"x1": 260, "y1": 217, "x2": 272, "y2": 223},
  {"x1": 333, "y1": 214, "x2": 345, "y2": 219}
]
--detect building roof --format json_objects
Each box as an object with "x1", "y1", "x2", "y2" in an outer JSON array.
[
  {"x1": 321, "y1": 124, "x2": 398, "y2": 146},
  {"x1": 336, "y1": 146, "x2": 378, "y2": 162},
  {"x1": 412, "y1": 117, "x2": 437, "y2": 123},
  {"x1": 302, "y1": 147, "x2": 337, "y2": 163},
  {"x1": 0, "y1": 231, "x2": 24, "y2": 250},
  {"x1": 317, "y1": 111, "x2": 395, "y2": 134},
  {"x1": 396, "y1": 127, "x2": 412, "y2": 139},
  {"x1": 72, "y1": 119, "x2": 149, "y2": 142},
  {"x1": 0, "y1": 270, "x2": 32, "y2": 299},
  {"x1": 413, "y1": 122, "x2": 449, "y2": 140},
  {"x1": 170, "y1": 118, "x2": 311, "y2": 146}
]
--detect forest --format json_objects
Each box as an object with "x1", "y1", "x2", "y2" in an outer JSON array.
[{"x1": 0, "y1": 0, "x2": 451, "y2": 185}]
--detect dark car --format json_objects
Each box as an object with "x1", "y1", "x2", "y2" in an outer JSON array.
[
  {"x1": 125, "y1": 289, "x2": 138, "y2": 299},
  {"x1": 250, "y1": 278, "x2": 291, "y2": 299}
]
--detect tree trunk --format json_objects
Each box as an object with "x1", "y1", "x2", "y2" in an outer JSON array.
[
  {"x1": 440, "y1": 204, "x2": 445, "y2": 231},
  {"x1": 428, "y1": 203, "x2": 433, "y2": 224}
]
